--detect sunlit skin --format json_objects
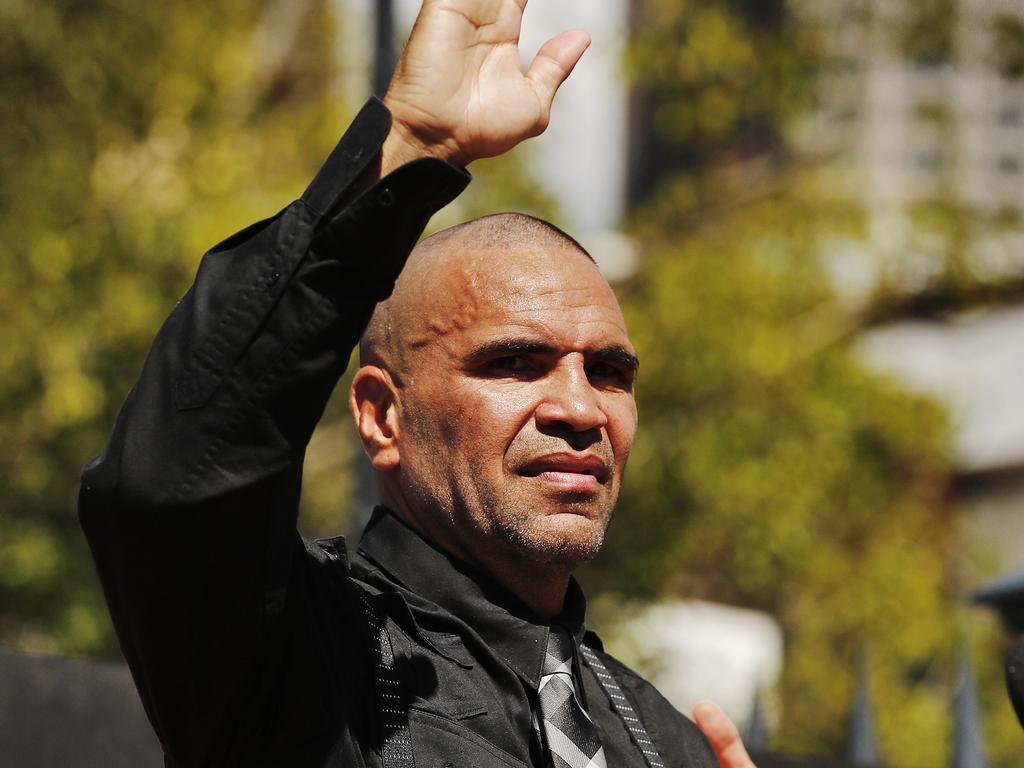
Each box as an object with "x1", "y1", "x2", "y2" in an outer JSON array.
[
  {"x1": 694, "y1": 701, "x2": 757, "y2": 768},
  {"x1": 350, "y1": 243, "x2": 638, "y2": 618}
]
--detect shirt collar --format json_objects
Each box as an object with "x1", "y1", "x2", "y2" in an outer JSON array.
[{"x1": 354, "y1": 507, "x2": 589, "y2": 688}]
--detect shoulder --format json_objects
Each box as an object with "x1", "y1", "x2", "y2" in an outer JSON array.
[{"x1": 592, "y1": 647, "x2": 720, "y2": 768}]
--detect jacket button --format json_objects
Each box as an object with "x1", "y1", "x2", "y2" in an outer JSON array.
[{"x1": 377, "y1": 187, "x2": 395, "y2": 207}]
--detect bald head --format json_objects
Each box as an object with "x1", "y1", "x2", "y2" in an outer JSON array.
[
  {"x1": 416, "y1": 212, "x2": 591, "y2": 257},
  {"x1": 348, "y1": 210, "x2": 637, "y2": 586},
  {"x1": 360, "y1": 213, "x2": 595, "y2": 370}
]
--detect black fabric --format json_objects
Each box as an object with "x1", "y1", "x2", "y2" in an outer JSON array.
[{"x1": 80, "y1": 98, "x2": 719, "y2": 768}]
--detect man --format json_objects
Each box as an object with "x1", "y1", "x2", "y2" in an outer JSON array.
[{"x1": 81, "y1": 1, "x2": 756, "y2": 766}]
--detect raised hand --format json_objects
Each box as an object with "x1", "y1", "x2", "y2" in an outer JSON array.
[
  {"x1": 693, "y1": 701, "x2": 758, "y2": 768},
  {"x1": 381, "y1": 0, "x2": 590, "y2": 172}
]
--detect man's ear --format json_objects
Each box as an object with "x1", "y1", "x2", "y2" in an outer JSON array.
[{"x1": 349, "y1": 366, "x2": 401, "y2": 471}]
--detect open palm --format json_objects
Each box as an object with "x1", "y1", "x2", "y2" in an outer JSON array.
[{"x1": 383, "y1": 0, "x2": 590, "y2": 169}]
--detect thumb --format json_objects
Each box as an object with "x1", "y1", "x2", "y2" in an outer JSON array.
[
  {"x1": 693, "y1": 700, "x2": 758, "y2": 768},
  {"x1": 526, "y1": 29, "x2": 591, "y2": 117}
]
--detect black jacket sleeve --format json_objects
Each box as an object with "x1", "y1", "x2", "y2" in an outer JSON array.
[{"x1": 78, "y1": 98, "x2": 469, "y2": 766}]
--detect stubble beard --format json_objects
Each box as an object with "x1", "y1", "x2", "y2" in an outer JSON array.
[
  {"x1": 407, "y1": 466, "x2": 614, "y2": 572},
  {"x1": 484, "y1": 487, "x2": 615, "y2": 568},
  {"x1": 399, "y1": 409, "x2": 618, "y2": 570}
]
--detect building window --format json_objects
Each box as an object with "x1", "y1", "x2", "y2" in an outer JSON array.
[
  {"x1": 993, "y1": 15, "x2": 1024, "y2": 79},
  {"x1": 900, "y1": 0, "x2": 955, "y2": 68},
  {"x1": 912, "y1": 149, "x2": 944, "y2": 171},
  {"x1": 997, "y1": 106, "x2": 1022, "y2": 127},
  {"x1": 915, "y1": 102, "x2": 949, "y2": 125},
  {"x1": 997, "y1": 156, "x2": 1021, "y2": 175}
]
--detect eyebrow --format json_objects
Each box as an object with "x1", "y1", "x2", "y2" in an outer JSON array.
[
  {"x1": 466, "y1": 338, "x2": 640, "y2": 374},
  {"x1": 466, "y1": 339, "x2": 558, "y2": 365},
  {"x1": 592, "y1": 346, "x2": 640, "y2": 375}
]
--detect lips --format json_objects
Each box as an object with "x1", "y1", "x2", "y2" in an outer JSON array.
[{"x1": 516, "y1": 453, "x2": 611, "y2": 485}]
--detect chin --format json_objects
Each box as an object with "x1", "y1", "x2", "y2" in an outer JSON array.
[
  {"x1": 483, "y1": 485, "x2": 617, "y2": 567},
  {"x1": 538, "y1": 539, "x2": 604, "y2": 567},
  {"x1": 505, "y1": 508, "x2": 610, "y2": 567},
  {"x1": 534, "y1": 536, "x2": 605, "y2": 567}
]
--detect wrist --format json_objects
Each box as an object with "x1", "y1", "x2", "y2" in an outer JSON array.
[{"x1": 380, "y1": 106, "x2": 468, "y2": 175}]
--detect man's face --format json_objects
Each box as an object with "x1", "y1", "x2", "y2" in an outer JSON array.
[{"x1": 393, "y1": 246, "x2": 638, "y2": 572}]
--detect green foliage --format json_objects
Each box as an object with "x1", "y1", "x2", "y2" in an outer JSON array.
[
  {"x1": 0, "y1": 0, "x2": 350, "y2": 655},
  {"x1": 580, "y1": 1, "x2": 1020, "y2": 765},
  {"x1": 626, "y1": 0, "x2": 816, "y2": 200}
]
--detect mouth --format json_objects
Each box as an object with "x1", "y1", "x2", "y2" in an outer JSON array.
[{"x1": 516, "y1": 453, "x2": 611, "y2": 493}]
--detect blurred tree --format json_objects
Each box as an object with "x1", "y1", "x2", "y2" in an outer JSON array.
[
  {"x1": 625, "y1": 0, "x2": 815, "y2": 205},
  {"x1": 0, "y1": 0, "x2": 349, "y2": 656},
  {"x1": 583, "y1": 0, "x2": 1019, "y2": 765},
  {"x1": 0, "y1": 0, "x2": 553, "y2": 657},
  {"x1": 592, "y1": 175, "x2": 961, "y2": 764}
]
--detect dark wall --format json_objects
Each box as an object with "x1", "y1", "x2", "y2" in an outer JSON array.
[{"x1": 0, "y1": 648, "x2": 161, "y2": 768}]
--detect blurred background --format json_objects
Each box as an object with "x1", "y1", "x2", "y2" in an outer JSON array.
[{"x1": 2, "y1": 0, "x2": 1023, "y2": 765}]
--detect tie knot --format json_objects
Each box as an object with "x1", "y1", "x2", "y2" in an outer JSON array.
[
  {"x1": 544, "y1": 626, "x2": 575, "y2": 675},
  {"x1": 537, "y1": 626, "x2": 607, "y2": 767}
]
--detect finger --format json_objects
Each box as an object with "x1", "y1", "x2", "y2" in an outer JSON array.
[
  {"x1": 525, "y1": 29, "x2": 591, "y2": 109},
  {"x1": 693, "y1": 700, "x2": 758, "y2": 768}
]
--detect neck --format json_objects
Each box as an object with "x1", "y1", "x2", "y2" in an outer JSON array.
[{"x1": 493, "y1": 566, "x2": 571, "y2": 619}]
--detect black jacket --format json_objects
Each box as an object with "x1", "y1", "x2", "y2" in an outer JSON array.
[{"x1": 80, "y1": 98, "x2": 719, "y2": 768}]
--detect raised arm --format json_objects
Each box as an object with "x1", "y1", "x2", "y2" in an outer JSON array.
[{"x1": 79, "y1": 2, "x2": 587, "y2": 765}]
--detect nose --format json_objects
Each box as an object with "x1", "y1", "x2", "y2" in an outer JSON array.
[{"x1": 534, "y1": 356, "x2": 608, "y2": 434}]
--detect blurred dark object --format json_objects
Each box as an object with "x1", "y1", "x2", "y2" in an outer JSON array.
[
  {"x1": 845, "y1": 654, "x2": 882, "y2": 767},
  {"x1": 972, "y1": 569, "x2": 1024, "y2": 728},
  {"x1": 743, "y1": 689, "x2": 768, "y2": 752},
  {"x1": 746, "y1": 654, "x2": 885, "y2": 767},
  {"x1": 374, "y1": 0, "x2": 396, "y2": 97},
  {"x1": 972, "y1": 569, "x2": 1024, "y2": 634},
  {"x1": 1007, "y1": 637, "x2": 1024, "y2": 729},
  {"x1": 951, "y1": 653, "x2": 988, "y2": 768},
  {"x1": 0, "y1": 648, "x2": 160, "y2": 768}
]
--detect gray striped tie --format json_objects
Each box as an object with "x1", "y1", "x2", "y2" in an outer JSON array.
[{"x1": 537, "y1": 627, "x2": 608, "y2": 768}]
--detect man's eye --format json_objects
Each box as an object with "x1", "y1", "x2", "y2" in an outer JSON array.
[
  {"x1": 490, "y1": 356, "x2": 531, "y2": 373},
  {"x1": 587, "y1": 362, "x2": 631, "y2": 386}
]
